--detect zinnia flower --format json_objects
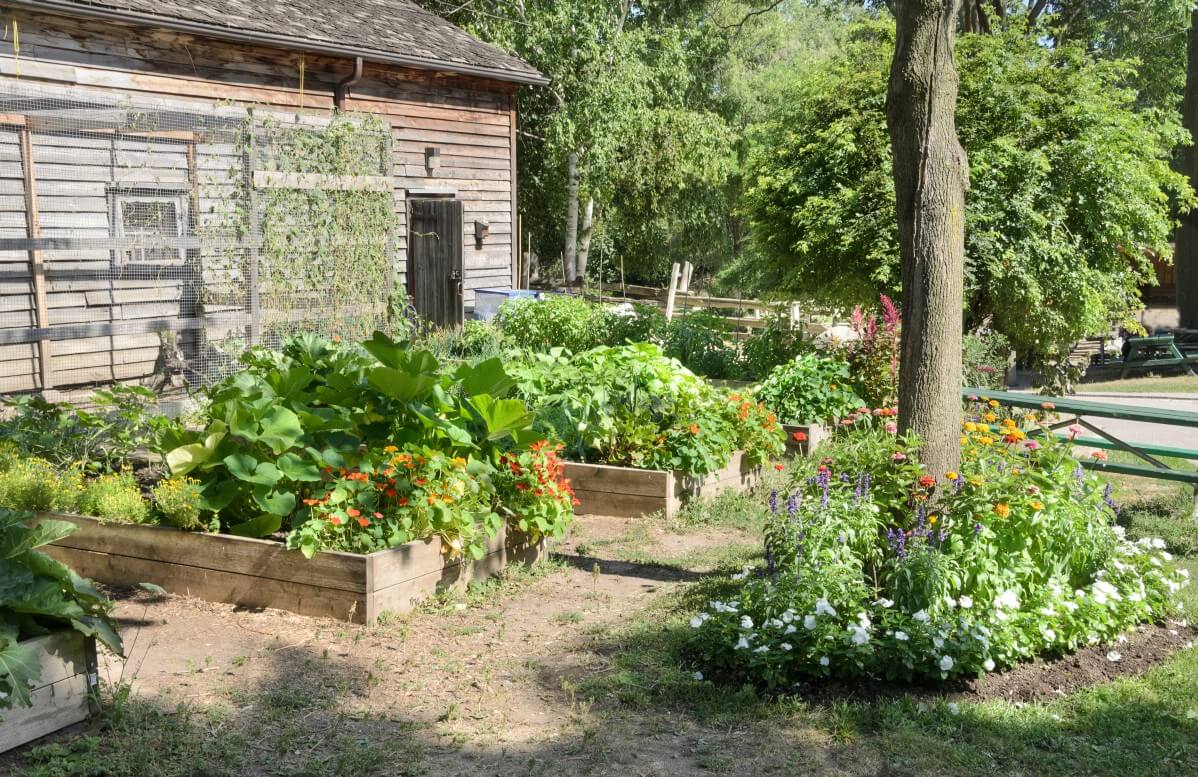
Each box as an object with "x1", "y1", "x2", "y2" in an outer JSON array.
[
  {"x1": 891, "y1": 451, "x2": 907, "y2": 462},
  {"x1": 1091, "y1": 450, "x2": 1108, "y2": 462}
]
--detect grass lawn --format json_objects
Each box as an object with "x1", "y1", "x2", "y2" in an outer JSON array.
[
  {"x1": 1078, "y1": 374, "x2": 1198, "y2": 394},
  {"x1": 4, "y1": 475, "x2": 1196, "y2": 777}
]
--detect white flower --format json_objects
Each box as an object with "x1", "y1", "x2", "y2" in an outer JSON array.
[
  {"x1": 781, "y1": 643, "x2": 793, "y2": 651},
  {"x1": 1151, "y1": 538, "x2": 1167, "y2": 549},
  {"x1": 740, "y1": 615, "x2": 754, "y2": 630},
  {"x1": 692, "y1": 671, "x2": 704, "y2": 681},
  {"x1": 1062, "y1": 601, "x2": 1079, "y2": 613},
  {"x1": 913, "y1": 609, "x2": 930, "y2": 623},
  {"x1": 1179, "y1": 569, "x2": 1190, "y2": 579},
  {"x1": 1092, "y1": 580, "x2": 1121, "y2": 606},
  {"x1": 768, "y1": 618, "x2": 783, "y2": 629},
  {"x1": 1112, "y1": 525, "x2": 1126, "y2": 537},
  {"x1": 939, "y1": 655, "x2": 955, "y2": 672},
  {"x1": 876, "y1": 598, "x2": 894, "y2": 608},
  {"x1": 958, "y1": 596, "x2": 973, "y2": 609},
  {"x1": 850, "y1": 626, "x2": 870, "y2": 645},
  {"x1": 819, "y1": 656, "x2": 830, "y2": 666},
  {"x1": 946, "y1": 702, "x2": 960, "y2": 716},
  {"x1": 933, "y1": 636, "x2": 944, "y2": 649},
  {"x1": 690, "y1": 615, "x2": 705, "y2": 629},
  {"x1": 785, "y1": 624, "x2": 797, "y2": 635},
  {"x1": 944, "y1": 596, "x2": 957, "y2": 609},
  {"x1": 1162, "y1": 551, "x2": 1174, "y2": 562},
  {"x1": 815, "y1": 598, "x2": 837, "y2": 617},
  {"x1": 735, "y1": 636, "x2": 750, "y2": 650},
  {"x1": 995, "y1": 589, "x2": 1021, "y2": 610},
  {"x1": 1042, "y1": 628, "x2": 1056, "y2": 642},
  {"x1": 1040, "y1": 605, "x2": 1056, "y2": 617},
  {"x1": 857, "y1": 612, "x2": 872, "y2": 629},
  {"x1": 803, "y1": 615, "x2": 817, "y2": 631},
  {"x1": 983, "y1": 658, "x2": 995, "y2": 672},
  {"x1": 754, "y1": 645, "x2": 769, "y2": 654},
  {"x1": 1106, "y1": 650, "x2": 1122, "y2": 662},
  {"x1": 781, "y1": 610, "x2": 795, "y2": 623},
  {"x1": 895, "y1": 631, "x2": 909, "y2": 642}
]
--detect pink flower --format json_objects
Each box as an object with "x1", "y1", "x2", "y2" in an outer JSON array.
[
  {"x1": 1067, "y1": 425, "x2": 1083, "y2": 441},
  {"x1": 891, "y1": 451, "x2": 906, "y2": 461},
  {"x1": 1024, "y1": 440, "x2": 1041, "y2": 451},
  {"x1": 1091, "y1": 450, "x2": 1108, "y2": 462},
  {"x1": 885, "y1": 422, "x2": 898, "y2": 434},
  {"x1": 841, "y1": 419, "x2": 855, "y2": 426}
]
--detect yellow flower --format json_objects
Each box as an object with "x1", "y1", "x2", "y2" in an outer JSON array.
[
  {"x1": 994, "y1": 503, "x2": 1011, "y2": 518},
  {"x1": 928, "y1": 515, "x2": 938, "y2": 525},
  {"x1": 1030, "y1": 501, "x2": 1044, "y2": 511},
  {"x1": 960, "y1": 436, "x2": 969, "y2": 445},
  {"x1": 984, "y1": 412, "x2": 997, "y2": 423},
  {"x1": 944, "y1": 471, "x2": 959, "y2": 481},
  {"x1": 964, "y1": 422, "x2": 978, "y2": 433},
  {"x1": 979, "y1": 436, "x2": 994, "y2": 446},
  {"x1": 988, "y1": 399, "x2": 1000, "y2": 408},
  {"x1": 383, "y1": 445, "x2": 399, "y2": 453}
]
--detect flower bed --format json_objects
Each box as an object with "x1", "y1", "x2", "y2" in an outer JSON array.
[
  {"x1": 689, "y1": 414, "x2": 1189, "y2": 687},
  {"x1": 1, "y1": 631, "x2": 97, "y2": 754},
  {"x1": 33, "y1": 513, "x2": 545, "y2": 623},
  {"x1": 565, "y1": 450, "x2": 761, "y2": 519}
]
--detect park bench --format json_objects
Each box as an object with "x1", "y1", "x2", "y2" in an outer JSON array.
[
  {"x1": 963, "y1": 388, "x2": 1198, "y2": 518},
  {"x1": 1119, "y1": 334, "x2": 1198, "y2": 378}
]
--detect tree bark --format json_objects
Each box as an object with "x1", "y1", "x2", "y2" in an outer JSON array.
[
  {"x1": 577, "y1": 197, "x2": 595, "y2": 282},
  {"x1": 886, "y1": 0, "x2": 970, "y2": 477},
  {"x1": 564, "y1": 151, "x2": 580, "y2": 284},
  {"x1": 1178, "y1": 10, "x2": 1198, "y2": 330}
]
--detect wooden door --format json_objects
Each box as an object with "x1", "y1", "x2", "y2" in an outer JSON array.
[{"x1": 408, "y1": 198, "x2": 463, "y2": 326}]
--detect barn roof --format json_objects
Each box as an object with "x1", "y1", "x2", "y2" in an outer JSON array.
[{"x1": 12, "y1": 0, "x2": 549, "y2": 86}]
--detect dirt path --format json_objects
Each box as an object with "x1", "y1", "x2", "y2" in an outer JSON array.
[{"x1": 71, "y1": 515, "x2": 811, "y2": 777}]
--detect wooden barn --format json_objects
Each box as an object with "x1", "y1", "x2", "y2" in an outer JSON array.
[{"x1": 0, "y1": 0, "x2": 545, "y2": 395}]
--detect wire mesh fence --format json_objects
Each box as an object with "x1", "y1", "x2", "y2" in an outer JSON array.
[{"x1": 0, "y1": 78, "x2": 397, "y2": 398}]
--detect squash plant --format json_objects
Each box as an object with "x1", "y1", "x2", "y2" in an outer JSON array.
[
  {"x1": 1, "y1": 509, "x2": 123, "y2": 710},
  {"x1": 162, "y1": 333, "x2": 538, "y2": 539}
]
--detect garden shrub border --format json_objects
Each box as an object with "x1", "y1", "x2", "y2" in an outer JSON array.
[
  {"x1": 564, "y1": 451, "x2": 760, "y2": 519},
  {"x1": 32, "y1": 513, "x2": 545, "y2": 624},
  {"x1": 0, "y1": 631, "x2": 97, "y2": 754}
]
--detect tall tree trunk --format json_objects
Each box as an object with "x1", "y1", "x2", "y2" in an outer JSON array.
[
  {"x1": 886, "y1": 0, "x2": 970, "y2": 477},
  {"x1": 577, "y1": 198, "x2": 595, "y2": 282},
  {"x1": 563, "y1": 152, "x2": 580, "y2": 285},
  {"x1": 1178, "y1": 10, "x2": 1198, "y2": 330}
]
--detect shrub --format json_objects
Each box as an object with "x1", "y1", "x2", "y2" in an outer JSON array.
[
  {"x1": 497, "y1": 295, "x2": 608, "y2": 353},
  {"x1": 755, "y1": 353, "x2": 864, "y2": 425},
  {"x1": 605, "y1": 302, "x2": 667, "y2": 346},
  {"x1": 740, "y1": 316, "x2": 810, "y2": 380},
  {"x1": 509, "y1": 343, "x2": 784, "y2": 475},
  {"x1": 0, "y1": 456, "x2": 82, "y2": 513},
  {"x1": 79, "y1": 472, "x2": 150, "y2": 524},
  {"x1": 689, "y1": 424, "x2": 1187, "y2": 686},
  {"x1": 665, "y1": 310, "x2": 741, "y2": 380},
  {"x1": 962, "y1": 329, "x2": 1011, "y2": 390},
  {"x1": 152, "y1": 476, "x2": 206, "y2": 531}
]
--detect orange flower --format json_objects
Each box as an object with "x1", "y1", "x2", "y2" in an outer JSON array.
[
  {"x1": 689, "y1": 423, "x2": 700, "y2": 435},
  {"x1": 993, "y1": 503, "x2": 1011, "y2": 518},
  {"x1": 347, "y1": 508, "x2": 361, "y2": 518},
  {"x1": 918, "y1": 475, "x2": 935, "y2": 488},
  {"x1": 773, "y1": 463, "x2": 784, "y2": 471},
  {"x1": 1091, "y1": 450, "x2": 1108, "y2": 462},
  {"x1": 792, "y1": 431, "x2": 808, "y2": 443},
  {"x1": 357, "y1": 517, "x2": 370, "y2": 527},
  {"x1": 329, "y1": 515, "x2": 343, "y2": 526},
  {"x1": 398, "y1": 496, "x2": 410, "y2": 506},
  {"x1": 1030, "y1": 501, "x2": 1044, "y2": 511}
]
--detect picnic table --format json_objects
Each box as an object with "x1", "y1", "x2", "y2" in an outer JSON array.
[
  {"x1": 964, "y1": 388, "x2": 1198, "y2": 518},
  {"x1": 1120, "y1": 334, "x2": 1198, "y2": 378}
]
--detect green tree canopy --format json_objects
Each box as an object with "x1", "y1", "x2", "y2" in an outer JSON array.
[{"x1": 738, "y1": 20, "x2": 1192, "y2": 363}]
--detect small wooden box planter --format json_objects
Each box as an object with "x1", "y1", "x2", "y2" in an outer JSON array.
[
  {"x1": 782, "y1": 423, "x2": 828, "y2": 457},
  {"x1": 33, "y1": 513, "x2": 544, "y2": 625},
  {"x1": 1, "y1": 631, "x2": 97, "y2": 754},
  {"x1": 564, "y1": 450, "x2": 760, "y2": 519}
]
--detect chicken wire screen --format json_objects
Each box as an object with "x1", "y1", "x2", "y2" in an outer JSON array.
[{"x1": 0, "y1": 79, "x2": 397, "y2": 397}]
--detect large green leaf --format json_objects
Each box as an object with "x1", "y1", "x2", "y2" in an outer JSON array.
[
  {"x1": 466, "y1": 395, "x2": 535, "y2": 441},
  {"x1": 223, "y1": 453, "x2": 282, "y2": 487},
  {"x1": 166, "y1": 422, "x2": 227, "y2": 476},
  {"x1": 0, "y1": 638, "x2": 40, "y2": 709},
  {"x1": 265, "y1": 366, "x2": 315, "y2": 400},
  {"x1": 276, "y1": 453, "x2": 322, "y2": 482},
  {"x1": 362, "y1": 331, "x2": 408, "y2": 368},
  {"x1": 199, "y1": 479, "x2": 241, "y2": 513},
  {"x1": 228, "y1": 513, "x2": 283, "y2": 538},
  {"x1": 0, "y1": 519, "x2": 76, "y2": 559},
  {"x1": 257, "y1": 406, "x2": 304, "y2": 454},
  {"x1": 368, "y1": 366, "x2": 437, "y2": 402},
  {"x1": 455, "y1": 358, "x2": 515, "y2": 398},
  {"x1": 251, "y1": 487, "x2": 296, "y2": 517},
  {"x1": 71, "y1": 615, "x2": 123, "y2": 657}
]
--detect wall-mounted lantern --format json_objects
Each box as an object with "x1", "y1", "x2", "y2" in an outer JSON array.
[
  {"x1": 473, "y1": 219, "x2": 489, "y2": 248},
  {"x1": 424, "y1": 146, "x2": 441, "y2": 176}
]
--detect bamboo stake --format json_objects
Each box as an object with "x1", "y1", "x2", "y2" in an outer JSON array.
[{"x1": 18, "y1": 125, "x2": 52, "y2": 391}]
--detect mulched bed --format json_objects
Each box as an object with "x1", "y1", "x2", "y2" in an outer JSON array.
[{"x1": 791, "y1": 619, "x2": 1195, "y2": 706}]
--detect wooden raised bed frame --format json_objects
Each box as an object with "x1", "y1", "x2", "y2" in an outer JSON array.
[
  {"x1": 1, "y1": 631, "x2": 97, "y2": 754},
  {"x1": 34, "y1": 514, "x2": 544, "y2": 624},
  {"x1": 782, "y1": 422, "x2": 828, "y2": 457},
  {"x1": 564, "y1": 450, "x2": 761, "y2": 519}
]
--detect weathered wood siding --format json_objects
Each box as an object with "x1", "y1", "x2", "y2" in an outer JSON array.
[{"x1": 0, "y1": 9, "x2": 516, "y2": 392}]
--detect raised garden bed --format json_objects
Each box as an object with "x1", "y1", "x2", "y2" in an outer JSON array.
[
  {"x1": 782, "y1": 423, "x2": 827, "y2": 457},
  {"x1": 1, "y1": 631, "x2": 97, "y2": 755},
  {"x1": 564, "y1": 451, "x2": 760, "y2": 519},
  {"x1": 32, "y1": 513, "x2": 544, "y2": 624}
]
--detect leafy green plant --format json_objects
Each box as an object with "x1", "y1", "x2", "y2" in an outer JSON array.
[
  {"x1": 494, "y1": 441, "x2": 577, "y2": 544},
  {"x1": 740, "y1": 315, "x2": 811, "y2": 380},
  {"x1": 0, "y1": 457, "x2": 82, "y2": 514},
  {"x1": 664, "y1": 310, "x2": 740, "y2": 380},
  {"x1": 690, "y1": 421, "x2": 1188, "y2": 686},
  {"x1": 1, "y1": 509, "x2": 123, "y2": 710},
  {"x1": 962, "y1": 329, "x2": 1011, "y2": 390},
  {"x1": 151, "y1": 477, "x2": 206, "y2": 532},
  {"x1": 497, "y1": 295, "x2": 609, "y2": 353},
  {"x1": 79, "y1": 473, "x2": 150, "y2": 524},
  {"x1": 755, "y1": 353, "x2": 864, "y2": 425}
]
